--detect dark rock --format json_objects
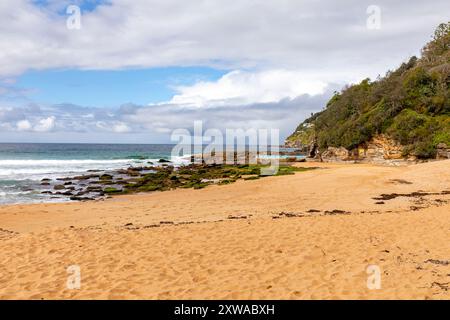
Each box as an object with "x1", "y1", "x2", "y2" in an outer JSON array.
[
  {"x1": 98, "y1": 180, "x2": 114, "y2": 185},
  {"x1": 70, "y1": 196, "x2": 94, "y2": 201},
  {"x1": 56, "y1": 177, "x2": 74, "y2": 181},
  {"x1": 125, "y1": 169, "x2": 141, "y2": 176},
  {"x1": 54, "y1": 185, "x2": 65, "y2": 190},
  {"x1": 86, "y1": 186, "x2": 102, "y2": 192},
  {"x1": 99, "y1": 174, "x2": 113, "y2": 180},
  {"x1": 73, "y1": 174, "x2": 100, "y2": 180}
]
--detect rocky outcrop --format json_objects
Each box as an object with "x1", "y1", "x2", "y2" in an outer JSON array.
[
  {"x1": 359, "y1": 135, "x2": 404, "y2": 162},
  {"x1": 321, "y1": 147, "x2": 350, "y2": 162},
  {"x1": 436, "y1": 143, "x2": 450, "y2": 159},
  {"x1": 320, "y1": 135, "x2": 406, "y2": 164}
]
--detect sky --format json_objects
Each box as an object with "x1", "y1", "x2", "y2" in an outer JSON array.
[{"x1": 0, "y1": 0, "x2": 449, "y2": 143}]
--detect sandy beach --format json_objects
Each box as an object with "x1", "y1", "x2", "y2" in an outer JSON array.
[{"x1": 0, "y1": 160, "x2": 449, "y2": 299}]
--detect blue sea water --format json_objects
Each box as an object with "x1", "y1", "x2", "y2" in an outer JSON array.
[{"x1": 0, "y1": 143, "x2": 185, "y2": 205}]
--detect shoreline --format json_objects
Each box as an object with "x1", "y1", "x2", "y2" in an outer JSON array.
[
  {"x1": 0, "y1": 160, "x2": 449, "y2": 299},
  {"x1": 0, "y1": 148, "x2": 304, "y2": 205},
  {"x1": 1, "y1": 145, "x2": 445, "y2": 206}
]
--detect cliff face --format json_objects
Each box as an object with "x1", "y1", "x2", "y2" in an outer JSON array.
[
  {"x1": 319, "y1": 135, "x2": 405, "y2": 163},
  {"x1": 286, "y1": 22, "x2": 450, "y2": 162},
  {"x1": 436, "y1": 143, "x2": 450, "y2": 159},
  {"x1": 291, "y1": 133, "x2": 450, "y2": 163}
]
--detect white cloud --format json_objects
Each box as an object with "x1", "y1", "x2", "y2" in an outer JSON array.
[
  {"x1": 0, "y1": 0, "x2": 448, "y2": 80},
  {"x1": 81, "y1": 113, "x2": 95, "y2": 119},
  {"x1": 33, "y1": 116, "x2": 56, "y2": 132},
  {"x1": 9, "y1": 114, "x2": 57, "y2": 133},
  {"x1": 122, "y1": 85, "x2": 340, "y2": 140},
  {"x1": 0, "y1": 0, "x2": 449, "y2": 143},
  {"x1": 95, "y1": 121, "x2": 108, "y2": 130},
  {"x1": 95, "y1": 120, "x2": 130, "y2": 133},
  {"x1": 16, "y1": 119, "x2": 32, "y2": 131},
  {"x1": 168, "y1": 70, "x2": 328, "y2": 108},
  {"x1": 112, "y1": 122, "x2": 131, "y2": 133},
  {"x1": 0, "y1": 84, "x2": 338, "y2": 142}
]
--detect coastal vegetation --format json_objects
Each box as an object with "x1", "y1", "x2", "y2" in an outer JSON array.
[
  {"x1": 121, "y1": 164, "x2": 312, "y2": 193},
  {"x1": 43, "y1": 163, "x2": 316, "y2": 201},
  {"x1": 287, "y1": 22, "x2": 450, "y2": 158}
]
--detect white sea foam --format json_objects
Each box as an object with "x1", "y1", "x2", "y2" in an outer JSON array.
[
  {"x1": 0, "y1": 157, "x2": 190, "y2": 181},
  {"x1": 0, "y1": 159, "x2": 135, "y2": 180},
  {"x1": 0, "y1": 159, "x2": 135, "y2": 165},
  {"x1": 0, "y1": 155, "x2": 191, "y2": 204}
]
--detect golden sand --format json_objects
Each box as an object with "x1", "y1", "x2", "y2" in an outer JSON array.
[{"x1": 0, "y1": 160, "x2": 449, "y2": 299}]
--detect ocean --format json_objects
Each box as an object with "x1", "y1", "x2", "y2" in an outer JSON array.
[{"x1": 0, "y1": 143, "x2": 185, "y2": 205}]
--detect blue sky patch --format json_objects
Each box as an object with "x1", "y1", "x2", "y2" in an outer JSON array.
[
  {"x1": 15, "y1": 67, "x2": 227, "y2": 107},
  {"x1": 32, "y1": 0, "x2": 111, "y2": 14}
]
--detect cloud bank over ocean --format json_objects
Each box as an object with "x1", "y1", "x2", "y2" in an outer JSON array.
[{"x1": 0, "y1": 81, "x2": 339, "y2": 143}]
